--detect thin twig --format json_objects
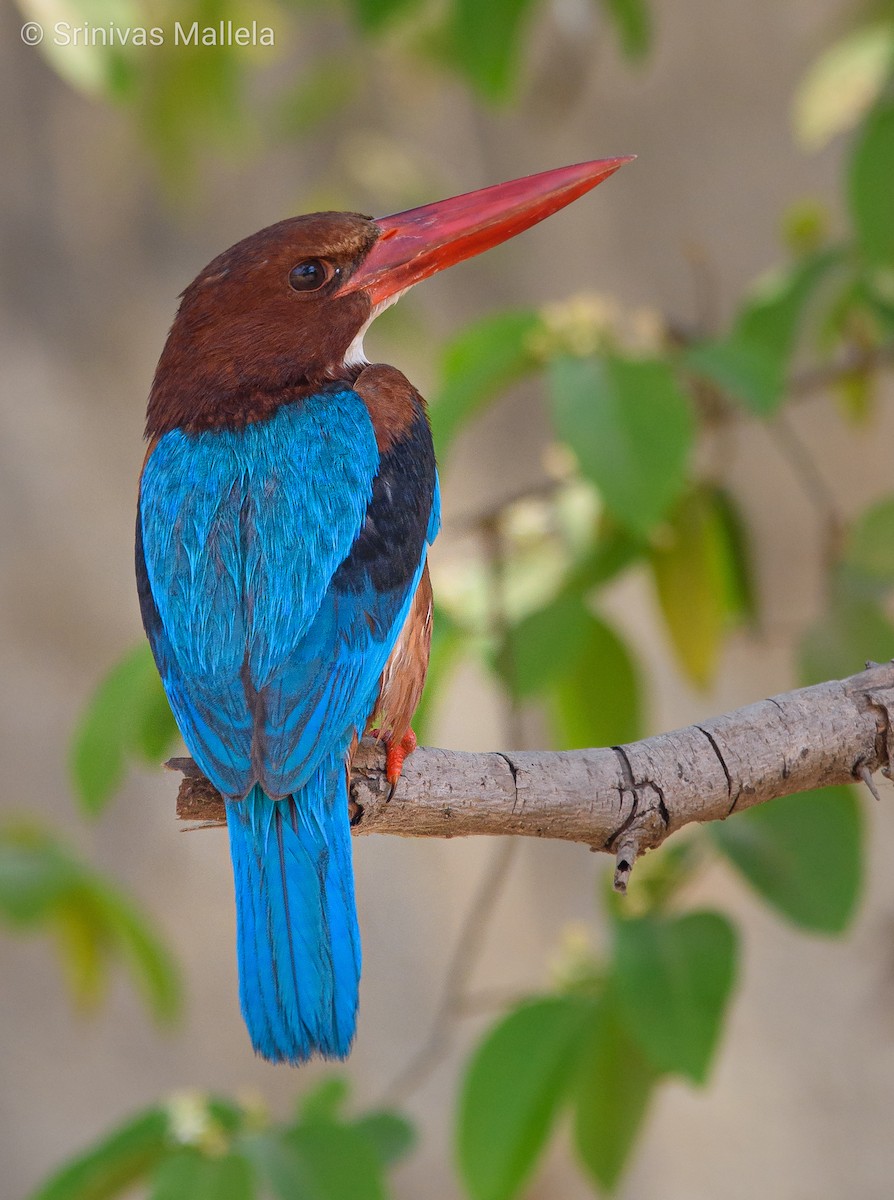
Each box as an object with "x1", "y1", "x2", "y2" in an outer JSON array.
[
  {"x1": 788, "y1": 342, "x2": 894, "y2": 399},
  {"x1": 682, "y1": 240, "x2": 720, "y2": 339},
  {"x1": 458, "y1": 477, "x2": 563, "y2": 534},
  {"x1": 380, "y1": 839, "x2": 517, "y2": 1104},
  {"x1": 771, "y1": 410, "x2": 846, "y2": 574}
]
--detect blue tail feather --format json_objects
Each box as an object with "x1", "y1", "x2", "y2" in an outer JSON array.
[{"x1": 225, "y1": 757, "x2": 360, "y2": 1064}]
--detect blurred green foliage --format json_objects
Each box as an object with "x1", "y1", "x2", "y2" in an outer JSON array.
[
  {"x1": 548, "y1": 355, "x2": 694, "y2": 536},
  {"x1": 686, "y1": 246, "x2": 847, "y2": 415},
  {"x1": 71, "y1": 643, "x2": 179, "y2": 818},
  {"x1": 12, "y1": 0, "x2": 894, "y2": 1196},
  {"x1": 0, "y1": 823, "x2": 181, "y2": 1021},
  {"x1": 648, "y1": 485, "x2": 751, "y2": 688},
  {"x1": 458, "y1": 996, "x2": 592, "y2": 1200},
  {"x1": 457, "y1": 850, "x2": 739, "y2": 1200},
  {"x1": 30, "y1": 1079, "x2": 413, "y2": 1200},
  {"x1": 709, "y1": 785, "x2": 862, "y2": 934},
  {"x1": 430, "y1": 311, "x2": 541, "y2": 455}
]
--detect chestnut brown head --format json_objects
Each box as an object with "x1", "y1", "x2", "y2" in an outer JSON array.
[{"x1": 146, "y1": 212, "x2": 381, "y2": 436}]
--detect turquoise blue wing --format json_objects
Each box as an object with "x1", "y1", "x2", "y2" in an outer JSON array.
[
  {"x1": 138, "y1": 391, "x2": 379, "y2": 797},
  {"x1": 254, "y1": 414, "x2": 439, "y2": 796}
]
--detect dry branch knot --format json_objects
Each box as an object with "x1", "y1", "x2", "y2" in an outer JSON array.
[
  {"x1": 859, "y1": 671, "x2": 894, "y2": 783},
  {"x1": 613, "y1": 834, "x2": 639, "y2": 893}
]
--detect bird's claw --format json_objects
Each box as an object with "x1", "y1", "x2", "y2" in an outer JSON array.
[{"x1": 375, "y1": 728, "x2": 418, "y2": 800}]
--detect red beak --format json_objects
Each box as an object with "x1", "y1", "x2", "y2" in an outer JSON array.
[{"x1": 343, "y1": 157, "x2": 634, "y2": 306}]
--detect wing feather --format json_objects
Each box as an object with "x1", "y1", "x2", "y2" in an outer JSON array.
[{"x1": 137, "y1": 388, "x2": 437, "y2": 801}]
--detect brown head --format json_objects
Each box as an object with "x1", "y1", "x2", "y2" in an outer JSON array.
[
  {"x1": 146, "y1": 212, "x2": 379, "y2": 436},
  {"x1": 145, "y1": 157, "x2": 634, "y2": 438}
]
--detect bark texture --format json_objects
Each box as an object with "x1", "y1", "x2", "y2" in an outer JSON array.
[{"x1": 172, "y1": 663, "x2": 894, "y2": 890}]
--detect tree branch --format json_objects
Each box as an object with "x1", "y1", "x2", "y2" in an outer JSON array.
[{"x1": 171, "y1": 663, "x2": 894, "y2": 890}]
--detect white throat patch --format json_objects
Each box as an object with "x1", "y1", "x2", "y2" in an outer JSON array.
[{"x1": 343, "y1": 289, "x2": 407, "y2": 369}]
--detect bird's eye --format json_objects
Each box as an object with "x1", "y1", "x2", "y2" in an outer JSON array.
[{"x1": 288, "y1": 259, "x2": 330, "y2": 292}]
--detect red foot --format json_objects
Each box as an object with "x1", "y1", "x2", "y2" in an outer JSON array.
[{"x1": 378, "y1": 728, "x2": 417, "y2": 794}]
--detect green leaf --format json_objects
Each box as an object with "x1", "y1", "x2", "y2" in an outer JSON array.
[
  {"x1": 295, "y1": 1077, "x2": 350, "y2": 1125},
  {"x1": 445, "y1": 0, "x2": 538, "y2": 101},
  {"x1": 599, "y1": 0, "x2": 651, "y2": 61},
  {"x1": 132, "y1": 665, "x2": 180, "y2": 764},
  {"x1": 248, "y1": 1121, "x2": 388, "y2": 1200},
  {"x1": 845, "y1": 497, "x2": 894, "y2": 585},
  {"x1": 0, "y1": 826, "x2": 181, "y2": 1022},
  {"x1": 430, "y1": 311, "x2": 540, "y2": 455},
  {"x1": 85, "y1": 881, "x2": 182, "y2": 1024},
  {"x1": 793, "y1": 23, "x2": 894, "y2": 150},
  {"x1": 687, "y1": 248, "x2": 844, "y2": 415},
  {"x1": 29, "y1": 1107, "x2": 169, "y2": 1200},
  {"x1": 351, "y1": 1112, "x2": 416, "y2": 1167},
  {"x1": 649, "y1": 487, "x2": 734, "y2": 689},
  {"x1": 686, "y1": 337, "x2": 781, "y2": 416},
  {"x1": 613, "y1": 912, "x2": 738, "y2": 1084},
  {"x1": 736, "y1": 248, "x2": 844, "y2": 360},
  {"x1": 204, "y1": 1097, "x2": 247, "y2": 1138},
  {"x1": 70, "y1": 654, "x2": 138, "y2": 815},
  {"x1": 814, "y1": 263, "x2": 891, "y2": 358},
  {"x1": 457, "y1": 996, "x2": 590, "y2": 1200},
  {"x1": 150, "y1": 1150, "x2": 254, "y2": 1200},
  {"x1": 0, "y1": 828, "x2": 75, "y2": 924},
  {"x1": 52, "y1": 895, "x2": 108, "y2": 1010},
  {"x1": 136, "y1": 0, "x2": 245, "y2": 181},
  {"x1": 17, "y1": 0, "x2": 140, "y2": 98},
  {"x1": 548, "y1": 614, "x2": 640, "y2": 748},
  {"x1": 498, "y1": 589, "x2": 592, "y2": 698},
  {"x1": 710, "y1": 786, "x2": 863, "y2": 933},
  {"x1": 345, "y1": 0, "x2": 420, "y2": 33},
  {"x1": 712, "y1": 488, "x2": 758, "y2": 623},
  {"x1": 567, "y1": 519, "x2": 644, "y2": 591},
  {"x1": 573, "y1": 989, "x2": 658, "y2": 1194},
  {"x1": 549, "y1": 355, "x2": 694, "y2": 536},
  {"x1": 863, "y1": 267, "x2": 894, "y2": 333},
  {"x1": 833, "y1": 364, "x2": 876, "y2": 425},
  {"x1": 850, "y1": 94, "x2": 894, "y2": 268},
  {"x1": 70, "y1": 643, "x2": 178, "y2": 817},
  {"x1": 799, "y1": 576, "x2": 894, "y2": 684}
]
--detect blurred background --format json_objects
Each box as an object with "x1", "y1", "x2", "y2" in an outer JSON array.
[{"x1": 3, "y1": 0, "x2": 894, "y2": 1196}]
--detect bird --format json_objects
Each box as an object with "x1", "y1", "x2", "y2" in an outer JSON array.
[{"x1": 136, "y1": 157, "x2": 632, "y2": 1065}]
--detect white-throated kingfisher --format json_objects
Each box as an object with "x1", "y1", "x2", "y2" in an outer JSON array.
[{"x1": 137, "y1": 158, "x2": 631, "y2": 1064}]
